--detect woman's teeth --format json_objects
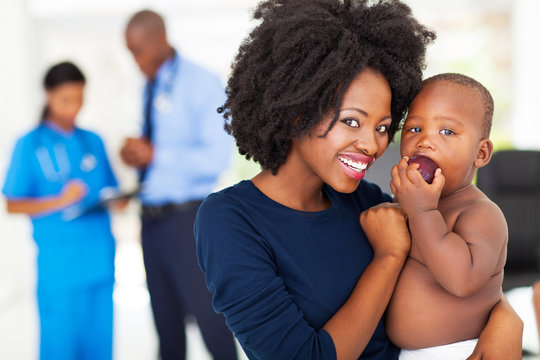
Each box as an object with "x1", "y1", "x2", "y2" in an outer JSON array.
[{"x1": 338, "y1": 156, "x2": 368, "y2": 172}]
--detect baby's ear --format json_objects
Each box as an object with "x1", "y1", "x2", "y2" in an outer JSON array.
[{"x1": 474, "y1": 138, "x2": 493, "y2": 168}]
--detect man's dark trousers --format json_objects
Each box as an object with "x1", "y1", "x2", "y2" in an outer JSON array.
[{"x1": 141, "y1": 201, "x2": 238, "y2": 360}]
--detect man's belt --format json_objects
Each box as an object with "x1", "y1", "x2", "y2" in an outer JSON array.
[{"x1": 142, "y1": 200, "x2": 202, "y2": 219}]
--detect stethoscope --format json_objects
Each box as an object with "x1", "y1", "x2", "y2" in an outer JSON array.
[
  {"x1": 152, "y1": 50, "x2": 180, "y2": 115},
  {"x1": 35, "y1": 124, "x2": 97, "y2": 182}
]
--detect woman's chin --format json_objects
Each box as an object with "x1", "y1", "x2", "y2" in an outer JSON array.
[{"x1": 327, "y1": 177, "x2": 362, "y2": 194}]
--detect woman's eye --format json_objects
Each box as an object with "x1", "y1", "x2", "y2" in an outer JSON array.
[
  {"x1": 440, "y1": 129, "x2": 454, "y2": 135},
  {"x1": 341, "y1": 118, "x2": 360, "y2": 128},
  {"x1": 376, "y1": 124, "x2": 389, "y2": 133}
]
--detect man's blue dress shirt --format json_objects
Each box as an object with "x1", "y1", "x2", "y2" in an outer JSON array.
[{"x1": 140, "y1": 52, "x2": 231, "y2": 205}]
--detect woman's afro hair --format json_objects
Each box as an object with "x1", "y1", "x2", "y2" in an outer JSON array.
[{"x1": 220, "y1": 0, "x2": 436, "y2": 174}]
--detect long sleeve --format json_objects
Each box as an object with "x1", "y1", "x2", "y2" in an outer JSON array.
[
  {"x1": 195, "y1": 181, "x2": 399, "y2": 360},
  {"x1": 195, "y1": 194, "x2": 336, "y2": 360}
]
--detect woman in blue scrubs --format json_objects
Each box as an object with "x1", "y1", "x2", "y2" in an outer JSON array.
[{"x1": 2, "y1": 62, "x2": 118, "y2": 360}]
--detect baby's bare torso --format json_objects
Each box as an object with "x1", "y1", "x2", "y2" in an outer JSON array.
[{"x1": 385, "y1": 188, "x2": 505, "y2": 349}]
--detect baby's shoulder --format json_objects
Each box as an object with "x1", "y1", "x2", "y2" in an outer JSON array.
[
  {"x1": 445, "y1": 187, "x2": 507, "y2": 240},
  {"x1": 461, "y1": 188, "x2": 505, "y2": 220},
  {"x1": 441, "y1": 186, "x2": 505, "y2": 227}
]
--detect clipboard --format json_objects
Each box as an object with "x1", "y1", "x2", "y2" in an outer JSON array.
[
  {"x1": 94, "y1": 186, "x2": 141, "y2": 208},
  {"x1": 62, "y1": 186, "x2": 141, "y2": 221}
]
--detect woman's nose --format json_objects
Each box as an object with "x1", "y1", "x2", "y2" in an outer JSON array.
[{"x1": 353, "y1": 131, "x2": 379, "y2": 156}]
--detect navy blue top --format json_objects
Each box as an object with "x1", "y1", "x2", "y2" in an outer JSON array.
[{"x1": 195, "y1": 180, "x2": 399, "y2": 359}]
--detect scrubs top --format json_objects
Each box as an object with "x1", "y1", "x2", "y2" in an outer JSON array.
[{"x1": 2, "y1": 122, "x2": 118, "y2": 293}]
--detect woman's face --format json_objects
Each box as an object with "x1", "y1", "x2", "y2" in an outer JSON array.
[
  {"x1": 46, "y1": 82, "x2": 84, "y2": 131},
  {"x1": 295, "y1": 68, "x2": 392, "y2": 193}
]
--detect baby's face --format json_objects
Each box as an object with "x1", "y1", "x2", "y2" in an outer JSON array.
[{"x1": 400, "y1": 81, "x2": 486, "y2": 195}]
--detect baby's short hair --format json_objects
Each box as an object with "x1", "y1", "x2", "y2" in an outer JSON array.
[{"x1": 423, "y1": 73, "x2": 494, "y2": 138}]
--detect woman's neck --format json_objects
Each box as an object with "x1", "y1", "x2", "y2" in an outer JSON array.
[
  {"x1": 252, "y1": 157, "x2": 330, "y2": 212},
  {"x1": 46, "y1": 115, "x2": 75, "y2": 132}
]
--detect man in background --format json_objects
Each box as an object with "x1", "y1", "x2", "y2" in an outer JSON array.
[{"x1": 121, "y1": 9, "x2": 237, "y2": 360}]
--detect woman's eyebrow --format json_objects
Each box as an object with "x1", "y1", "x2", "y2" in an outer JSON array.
[
  {"x1": 341, "y1": 107, "x2": 392, "y2": 122},
  {"x1": 341, "y1": 107, "x2": 368, "y2": 116}
]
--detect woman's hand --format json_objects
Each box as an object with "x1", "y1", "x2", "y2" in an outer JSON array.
[
  {"x1": 360, "y1": 202, "x2": 411, "y2": 260},
  {"x1": 467, "y1": 294, "x2": 523, "y2": 360},
  {"x1": 59, "y1": 180, "x2": 87, "y2": 207},
  {"x1": 321, "y1": 202, "x2": 412, "y2": 360}
]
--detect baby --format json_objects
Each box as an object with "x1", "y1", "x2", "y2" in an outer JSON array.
[{"x1": 385, "y1": 73, "x2": 508, "y2": 359}]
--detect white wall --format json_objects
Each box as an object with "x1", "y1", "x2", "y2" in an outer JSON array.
[
  {"x1": 511, "y1": 0, "x2": 540, "y2": 150},
  {"x1": 0, "y1": 2, "x2": 257, "y2": 359}
]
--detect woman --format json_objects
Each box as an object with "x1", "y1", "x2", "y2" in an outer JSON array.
[
  {"x1": 2, "y1": 61, "x2": 118, "y2": 359},
  {"x1": 195, "y1": 1, "x2": 522, "y2": 359}
]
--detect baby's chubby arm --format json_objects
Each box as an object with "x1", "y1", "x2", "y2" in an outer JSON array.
[{"x1": 390, "y1": 157, "x2": 507, "y2": 297}]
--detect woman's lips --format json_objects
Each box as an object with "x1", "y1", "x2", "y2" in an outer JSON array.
[{"x1": 338, "y1": 154, "x2": 373, "y2": 180}]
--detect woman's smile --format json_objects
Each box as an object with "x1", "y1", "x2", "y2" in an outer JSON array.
[{"x1": 338, "y1": 153, "x2": 374, "y2": 180}]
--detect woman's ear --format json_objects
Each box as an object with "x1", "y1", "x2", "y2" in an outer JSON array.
[{"x1": 474, "y1": 138, "x2": 493, "y2": 168}]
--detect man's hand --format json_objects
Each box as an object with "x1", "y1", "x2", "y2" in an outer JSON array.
[{"x1": 120, "y1": 137, "x2": 153, "y2": 167}]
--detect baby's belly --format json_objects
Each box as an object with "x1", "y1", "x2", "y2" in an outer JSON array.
[{"x1": 385, "y1": 258, "x2": 502, "y2": 349}]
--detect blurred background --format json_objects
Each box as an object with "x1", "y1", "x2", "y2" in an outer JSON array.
[{"x1": 0, "y1": 0, "x2": 539, "y2": 359}]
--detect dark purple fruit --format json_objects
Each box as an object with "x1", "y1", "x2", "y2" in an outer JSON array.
[{"x1": 408, "y1": 155, "x2": 437, "y2": 184}]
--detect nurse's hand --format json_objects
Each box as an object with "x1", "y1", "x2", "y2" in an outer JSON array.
[
  {"x1": 120, "y1": 137, "x2": 153, "y2": 167},
  {"x1": 60, "y1": 180, "x2": 87, "y2": 207}
]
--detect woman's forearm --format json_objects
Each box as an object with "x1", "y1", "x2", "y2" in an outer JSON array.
[
  {"x1": 6, "y1": 180, "x2": 87, "y2": 216},
  {"x1": 323, "y1": 253, "x2": 406, "y2": 360},
  {"x1": 6, "y1": 196, "x2": 67, "y2": 216}
]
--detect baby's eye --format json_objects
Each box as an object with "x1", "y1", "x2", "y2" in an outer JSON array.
[
  {"x1": 376, "y1": 124, "x2": 389, "y2": 133},
  {"x1": 341, "y1": 118, "x2": 360, "y2": 128},
  {"x1": 408, "y1": 126, "x2": 421, "y2": 133},
  {"x1": 440, "y1": 129, "x2": 454, "y2": 135}
]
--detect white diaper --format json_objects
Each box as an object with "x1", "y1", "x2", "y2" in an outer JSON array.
[{"x1": 399, "y1": 338, "x2": 478, "y2": 360}]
